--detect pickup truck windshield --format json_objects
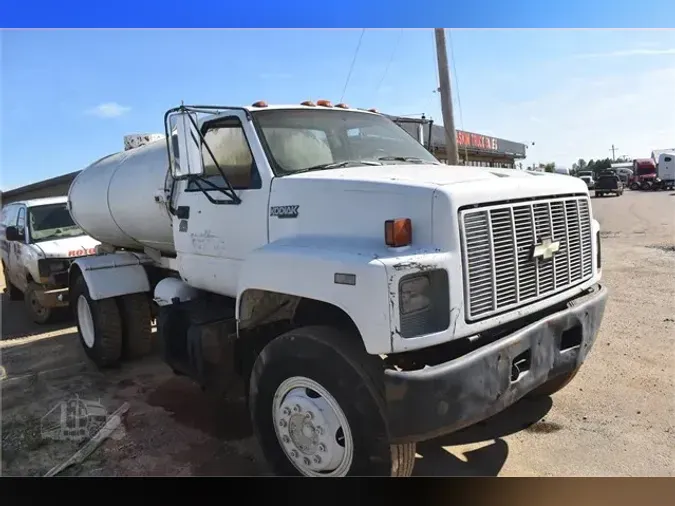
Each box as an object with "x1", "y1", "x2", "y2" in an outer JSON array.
[
  {"x1": 252, "y1": 109, "x2": 440, "y2": 175},
  {"x1": 29, "y1": 203, "x2": 86, "y2": 243}
]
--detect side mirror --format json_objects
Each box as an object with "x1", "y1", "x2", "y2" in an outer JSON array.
[
  {"x1": 5, "y1": 226, "x2": 23, "y2": 242},
  {"x1": 171, "y1": 111, "x2": 204, "y2": 178}
]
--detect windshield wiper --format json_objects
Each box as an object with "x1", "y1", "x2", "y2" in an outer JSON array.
[
  {"x1": 289, "y1": 160, "x2": 382, "y2": 175},
  {"x1": 377, "y1": 156, "x2": 429, "y2": 164}
]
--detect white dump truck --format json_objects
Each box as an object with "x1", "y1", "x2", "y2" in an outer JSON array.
[{"x1": 66, "y1": 101, "x2": 608, "y2": 477}]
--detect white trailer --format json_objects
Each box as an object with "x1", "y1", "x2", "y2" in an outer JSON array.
[
  {"x1": 656, "y1": 152, "x2": 675, "y2": 189},
  {"x1": 66, "y1": 101, "x2": 608, "y2": 477}
]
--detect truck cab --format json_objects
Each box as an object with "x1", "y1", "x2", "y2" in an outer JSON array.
[
  {"x1": 0, "y1": 196, "x2": 100, "y2": 323},
  {"x1": 65, "y1": 101, "x2": 608, "y2": 477}
]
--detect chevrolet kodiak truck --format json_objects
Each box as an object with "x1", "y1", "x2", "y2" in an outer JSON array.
[{"x1": 65, "y1": 101, "x2": 608, "y2": 477}]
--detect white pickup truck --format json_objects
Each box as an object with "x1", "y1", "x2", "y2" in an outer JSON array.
[
  {"x1": 1, "y1": 196, "x2": 100, "y2": 323},
  {"x1": 65, "y1": 101, "x2": 608, "y2": 477}
]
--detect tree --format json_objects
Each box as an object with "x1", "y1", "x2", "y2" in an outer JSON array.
[{"x1": 544, "y1": 162, "x2": 556, "y2": 173}]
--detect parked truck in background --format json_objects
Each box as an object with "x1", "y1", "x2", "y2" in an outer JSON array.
[
  {"x1": 629, "y1": 158, "x2": 658, "y2": 190},
  {"x1": 0, "y1": 196, "x2": 100, "y2": 323},
  {"x1": 65, "y1": 101, "x2": 608, "y2": 477}
]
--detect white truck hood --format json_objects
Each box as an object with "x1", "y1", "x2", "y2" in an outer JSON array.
[
  {"x1": 269, "y1": 164, "x2": 590, "y2": 249},
  {"x1": 32, "y1": 235, "x2": 101, "y2": 259},
  {"x1": 284, "y1": 164, "x2": 589, "y2": 199}
]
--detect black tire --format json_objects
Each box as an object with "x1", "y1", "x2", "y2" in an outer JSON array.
[
  {"x1": 72, "y1": 275, "x2": 123, "y2": 368},
  {"x1": 3, "y1": 268, "x2": 23, "y2": 301},
  {"x1": 24, "y1": 282, "x2": 53, "y2": 324},
  {"x1": 118, "y1": 293, "x2": 154, "y2": 360},
  {"x1": 249, "y1": 325, "x2": 416, "y2": 477},
  {"x1": 526, "y1": 368, "x2": 580, "y2": 399},
  {"x1": 630, "y1": 182, "x2": 639, "y2": 191},
  {"x1": 595, "y1": 192, "x2": 603, "y2": 198}
]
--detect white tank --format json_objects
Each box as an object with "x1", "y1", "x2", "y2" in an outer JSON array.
[{"x1": 68, "y1": 135, "x2": 176, "y2": 254}]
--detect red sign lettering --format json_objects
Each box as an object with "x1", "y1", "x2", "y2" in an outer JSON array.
[
  {"x1": 456, "y1": 130, "x2": 498, "y2": 151},
  {"x1": 67, "y1": 248, "x2": 96, "y2": 257}
]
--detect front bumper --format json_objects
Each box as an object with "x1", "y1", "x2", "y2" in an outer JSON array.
[
  {"x1": 34, "y1": 287, "x2": 69, "y2": 308},
  {"x1": 384, "y1": 283, "x2": 608, "y2": 444}
]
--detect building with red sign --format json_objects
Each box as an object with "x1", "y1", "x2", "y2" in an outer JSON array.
[{"x1": 388, "y1": 114, "x2": 528, "y2": 169}]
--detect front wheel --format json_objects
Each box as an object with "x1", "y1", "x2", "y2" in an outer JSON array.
[
  {"x1": 24, "y1": 283, "x2": 53, "y2": 324},
  {"x1": 630, "y1": 182, "x2": 640, "y2": 190},
  {"x1": 249, "y1": 326, "x2": 416, "y2": 477}
]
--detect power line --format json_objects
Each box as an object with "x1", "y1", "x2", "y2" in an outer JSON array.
[
  {"x1": 374, "y1": 29, "x2": 403, "y2": 99},
  {"x1": 340, "y1": 29, "x2": 366, "y2": 103}
]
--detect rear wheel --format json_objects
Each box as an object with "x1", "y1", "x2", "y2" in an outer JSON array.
[
  {"x1": 72, "y1": 275, "x2": 123, "y2": 368},
  {"x1": 24, "y1": 283, "x2": 53, "y2": 324},
  {"x1": 630, "y1": 182, "x2": 640, "y2": 190},
  {"x1": 118, "y1": 293, "x2": 154, "y2": 360},
  {"x1": 249, "y1": 326, "x2": 416, "y2": 477}
]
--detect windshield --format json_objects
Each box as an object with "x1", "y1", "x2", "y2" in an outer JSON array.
[
  {"x1": 252, "y1": 109, "x2": 440, "y2": 175},
  {"x1": 29, "y1": 203, "x2": 86, "y2": 243}
]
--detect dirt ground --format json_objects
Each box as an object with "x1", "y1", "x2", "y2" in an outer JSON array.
[{"x1": 1, "y1": 190, "x2": 674, "y2": 477}]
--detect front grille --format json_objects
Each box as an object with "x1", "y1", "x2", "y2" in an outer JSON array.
[{"x1": 460, "y1": 195, "x2": 593, "y2": 321}]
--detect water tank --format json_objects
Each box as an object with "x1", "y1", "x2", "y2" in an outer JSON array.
[{"x1": 68, "y1": 136, "x2": 175, "y2": 254}]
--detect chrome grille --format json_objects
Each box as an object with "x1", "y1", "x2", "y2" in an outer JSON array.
[{"x1": 461, "y1": 196, "x2": 593, "y2": 320}]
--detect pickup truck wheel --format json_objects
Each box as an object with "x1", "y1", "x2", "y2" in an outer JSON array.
[
  {"x1": 526, "y1": 368, "x2": 580, "y2": 399},
  {"x1": 72, "y1": 276, "x2": 122, "y2": 368},
  {"x1": 3, "y1": 268, "x2": 23, "y2": 301},
  {"x1": 118, "y1": 294, "x2": 153, "y2": 360},
  {"x1": 25, "y1": 283, "x2": 53, "y2": 324},
  {"x1": 249, "y1": 326, "x2": 416, "y2": 477}
]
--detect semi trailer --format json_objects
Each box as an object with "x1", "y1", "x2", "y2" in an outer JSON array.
[{"x1": 65, "y1": 101, "x2": 608, "y2": 477}]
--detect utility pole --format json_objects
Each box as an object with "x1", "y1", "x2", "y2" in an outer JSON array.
[
  {"x1": 610, "y1": 144, "x2": 618, "y2": 160},
  {"x1": 434, "y1": 28, "x2": 459, "y2": 165}
]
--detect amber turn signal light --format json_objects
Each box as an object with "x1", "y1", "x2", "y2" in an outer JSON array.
[{"x1": 385, "y1": 218, "x2": 412, "y2": 247}]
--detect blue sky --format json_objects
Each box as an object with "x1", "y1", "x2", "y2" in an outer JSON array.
[{"x1": 3, "y1": 28, "x2": 675, "y2": 190}]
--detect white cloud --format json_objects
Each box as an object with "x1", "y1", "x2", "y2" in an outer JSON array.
[
  {"x1": 575, "y1": 48, "x2": 675, "y2": 58},
  {"x1": 86, "y1": 102, "x2": 131, "y2": 118},
  {"x1": 494, "y1": 67, "x2": 675, "y2": 167}
]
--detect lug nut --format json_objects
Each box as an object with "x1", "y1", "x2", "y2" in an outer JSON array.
[
  {"x1": 303, "y1": 457, "x2": 311, "y2": 466},
  {"x1": 290, "y1": 450, "x2": 298, "y2": 458},
  {"x1": 283, "y1": 407, "x2": 291, "y2": 416},
  {"x1": 305, "y1": 411, "x2": 314, "y2": 420},
  {"x1": 293, "y1": 404, "x2": 301, "y2": 413},
  {"x1": 313, "y1": 455, "x2": 322, "y2": 464},
  {"x1": 282, "y1": 436, "x2": 290, "y2": 443},
  {"x1": 316, "y1": 426, "x2": 324, "y2": 435},
  {"x1": 279, "y1": 419, "x2": 287, "y2": 428},
  {"x1": 318, "y1": 443, "x2": 326, "y2": 452}
]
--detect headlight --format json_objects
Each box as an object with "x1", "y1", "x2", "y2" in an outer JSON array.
[
  {"x1": 397, "y1": 270, "x2": 450, "y2": 339},
  {"x1": 49, "y1": 261, "x2": 68, "y2": 273},
  {"x1": 400, "y1": 275, "x2": 431, "y2": 315}
]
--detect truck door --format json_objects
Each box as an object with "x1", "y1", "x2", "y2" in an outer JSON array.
[
  {"x1": 172, "y1": 110, "x2": 270, "y2": 296},
  {"x1": 9, "y1": 206, "x2": 28, "y2": 290},
  {"x1": 1, "y1": 205, "x2": 19, "y2": 284}
]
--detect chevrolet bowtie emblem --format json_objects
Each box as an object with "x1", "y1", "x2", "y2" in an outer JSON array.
[{"x1": 532, "y1": 237, "x2": 560, "y2": 261}]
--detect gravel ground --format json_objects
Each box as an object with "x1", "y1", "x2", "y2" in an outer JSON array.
[{"x1": 1, "y1": 189, "x2": 673, "y2": 477}]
